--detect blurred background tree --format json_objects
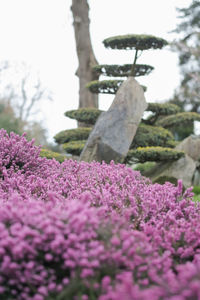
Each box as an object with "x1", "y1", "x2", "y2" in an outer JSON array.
[
  {"x1": 0, "y1": 61, "x2": 52, "y2": 146},
  {"x1": 0, "y1": 100, "x2": 23, "y2": 135},
  {"x1": 170, "y1": 0, "x2": 200, "y2": 113}
]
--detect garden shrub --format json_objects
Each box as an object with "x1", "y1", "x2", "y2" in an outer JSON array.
[
  {"x1": 103, "y1": 34, "x2": 168, "y2": 50},
  {"x1": 86, "y1": 80, "x2": 123, "y2": 94},
  {"x1": 40, "y1": 148, "x2": 66, "y2": 163},
  {"x1": 65, "y1": 108, "x2": 103, "y2": 125},
  {"x1": 0, "y1": 130, "x2": 200, "y2": 299},
  {"x1": 134, "y1": 162, "x2": 156, "y2": 175},
  {"x1": 86, "y1": 80, "x2": 147, "y2": 94},
  {"x1": 93, "y1": 64, "x2": 154, "y2": 77},
  {"x1": 170, "y1": 123, "x2": 194, "y2": 141},
  {"x1": 62, "y1": 140, "x2": 85, "y2": 156},
  {"x1": 144, "y1": 103, "x2": 181, "y2": 125},
  {"x1": 156, "y1": 112, "x2": 200, "y2": 128},
  {"x1": 125, "y1": 146, "x2": 185, "y2": 164},
  {"x1": 131, "y1": 124, "x2": 174, "y2": 149},
  {"x1": 54, "y1": 128, "x2": 92, "y2": 144},
  {"x1": 0, "y1": 129, "x2": 41, "y2": 174},
  {"x1": 146, "y1": 102, "x2": 181, "y2": 116}
]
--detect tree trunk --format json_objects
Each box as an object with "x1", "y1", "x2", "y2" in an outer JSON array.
[{"x1": 71, "y1": 0, "x2": 99, "y2": 112}]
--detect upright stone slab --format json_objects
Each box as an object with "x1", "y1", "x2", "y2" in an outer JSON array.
[
  {"x1": 80, "y1": 77, "x2": 147, "y2": 163},
  {"x1": 176, "y1": 135, "x2": 200, "y2": 161}
]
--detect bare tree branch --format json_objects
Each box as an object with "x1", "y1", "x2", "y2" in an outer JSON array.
[{"x1": 0, "y1": 61, "x2": 52, "y2": 122}]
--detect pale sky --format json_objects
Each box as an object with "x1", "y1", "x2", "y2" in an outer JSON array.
[{"x1": 0, "y1": 0, "x2": 192, "y2": 143}]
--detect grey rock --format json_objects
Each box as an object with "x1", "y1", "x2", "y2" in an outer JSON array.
[
  {"x1": 150, "y1": 154, "x2": 196, "y2": 188},
  {"x1": 193, "y1": 167, "x2": 200, "y2": 186},
  {"x1": 176, "y1": 135, "x2": 200, "y2": 161},
  {"x1": 80, "y1": 77, "x2": 147, "y2": 163}
]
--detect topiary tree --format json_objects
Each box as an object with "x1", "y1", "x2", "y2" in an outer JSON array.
[
  {"x1": 54, "y1": 33, "x2": 187, "y2": 165},
  {"x1": 86, "y1": 79, "x2": 147, "y2": 94},
  {"x1": 86, "y1": 34, "x2": 168, "y2": 95},
  {"x1": 130, "y1": 124, "x2": 176, "y2": 149},
  {"x1": 143, "y1": 102, "x2": 181, "y2": 125},
  {"x1": 62, "y1": 140, "x2": 86, "y2": 156},
  {"x1": 64, "y1": 108, "x2": 103, "y2": 125},
  {"x1": 54, "y1": 127, "x2": 92, "y2": 144},
  {"x1": 39, "y1": 148, "x2": 67, "y2": 163},
  {"x1": 156, "y1": 112, "x2": 200, "y2": 128},
  {"x1": 92, "y1": 64, "x2": 154, "y2": 77},
  {"x1": 125, "y1": 146, "x2": 184, "y2": 164}
]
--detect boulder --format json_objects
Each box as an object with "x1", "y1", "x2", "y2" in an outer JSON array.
[
  {"x1": 150, "y1": 154, "x2": 196, "y2": 188},
  {"x1": 176, "y1": 134, "x2": 200, "y2": 161},
  {"x1": 80, "y1": 77, "x2": 147, "y2": 163}
]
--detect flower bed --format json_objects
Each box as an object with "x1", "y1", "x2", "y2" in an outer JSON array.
[{"x1": 0, "y1": 129, "x2": 200, "y2": 299}]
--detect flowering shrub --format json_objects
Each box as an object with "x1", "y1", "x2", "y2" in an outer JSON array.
[{"x1": 0, "y1": 130, "x2": 200, "y2": 299}]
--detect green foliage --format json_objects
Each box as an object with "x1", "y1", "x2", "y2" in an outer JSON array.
[
  {"x1": 156, "y1": 112, "x2": 200, "y2": 128},
  {"x1": 194, "y1": 194, "x2": 200, "y2": 202},
  {"x1": 193, "y1": 186, "x2": 200, "y2": 195},
  {"x1": 40, "y1": 149, "x2": 66, "y2": 163},
  {"x1": 144, "y1": 103, "x2": 181, "y2": 125},
  {"x1": 0, "y1": 103, "x2": 23, "y2": 135},
  {"x1": 92, "y1": 64, "x2": 154, "y2": 77},
  {"x1": 65, "y1": 108, "x2": 103, "y2": 125},
  {"x1": 146, "y1": 102, "x2": 181, "y2": 116},
  {"x1": 125, "y1": 146, "x2": 185, "y2": 164},
  {"x1": 191, "y1": 186, "x2": 200, "y2": 202},
  {"x1": 86, "y1": 80, "x2": 123, "y2": 94},
  {"x1": 131, "y1": 124, "x2": 174, "y2": 149},
  {"x1": 171, "y1": 123, "x2": 194, "y2": 141},
  {"x1": 54, "y1": 128, "x2": 92, "y2": 144},
  {"x1": 134, "y1": 162, "x2": 156, "y2": 175},
  {"x1": 165, "y1": 139, "x2": 179, "y2": 147},
  {"x1": 103, "y1": 34, "x2": 168, "y2": 50},
  {"x1": 86, "y1": 80, "x2": 146, "y2": 94},
  {"x1": 62, "y1": 140, "x2": 85, "y2": 156},
  {"x1": 0, "y1": 115, "x2": 23, "y2": 135},
  {"x1": 171, "y1": 0, "x2": 200, "y2": 112},
  {"x1": 0, "y1": 102, "x2": 49, "y2": 146}
]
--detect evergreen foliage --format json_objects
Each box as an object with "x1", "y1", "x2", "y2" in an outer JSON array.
[
  {"x1": 86, "y1": 34, "x2": 166, "y2": 97},
  {"x1": 58, "y1": 123, "x2": 177, "y2": 159},
  {"x1": 54, "y1": 128, "x2": 91, "y2": 144},
  {"x1": 93, "y1": 64, "x2": 154, "y2": 77},
  {"x1": 144, "y1": 102, "x2": 182, "y2": 125},
  {"x1": 87, "y1": 80, "x2": 147, "y2": 94},
  {"x1": 134, "y1": 161, "x2": 156, "y2": 175},
  {"x1": 86, "y1": 80, "x2": 123, "y2": 94},
  {"x1": 55, "y1": 33, "x2": 185, "y2": 165},
  {"x1": 40, "y1": 148, "x2": 66, "y2": 163},
  {"x1": 103, "y1": 34, "x2": 168, "y2": 50},
  {"x1": 156, "y1": 111, "x2": 200, "y2": 128},
  {"x1": 126, "y1": 146, "x2": 184, "y2": 164},
  {"x1": 65, "y1": 108, "x2": 103, "y2": 125},
  {"x1": 131, "y1": 124, "x2": 174, "y2": 149},
  {"x1": 62, "y1": 140, "x2": 85, "y2": 156},
  {"x1": 147, "y1": 102, "x2": 181, "y2": 116}
]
